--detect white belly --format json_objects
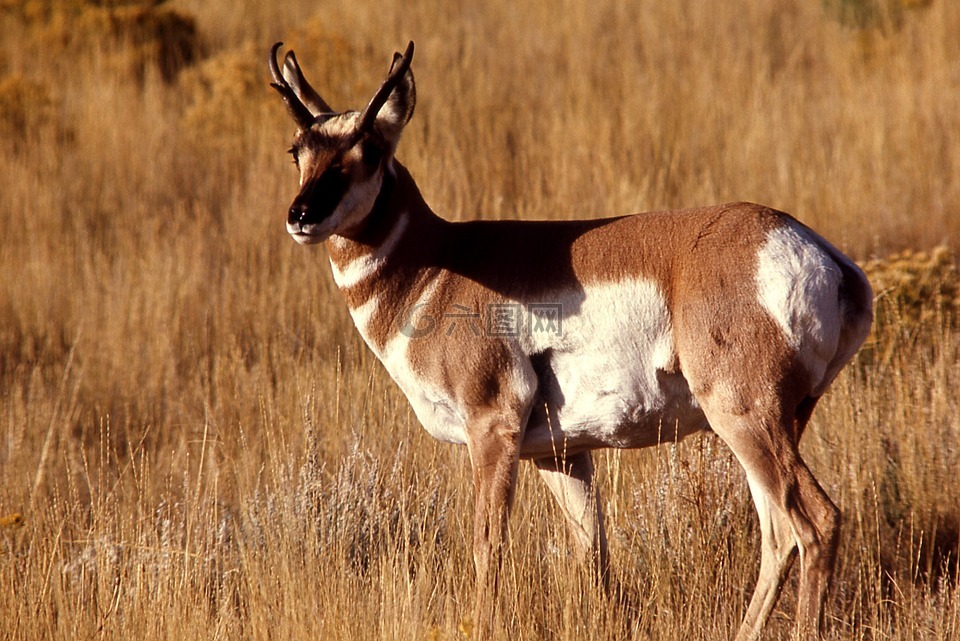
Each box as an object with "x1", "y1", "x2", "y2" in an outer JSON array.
[
  {"x1": 518, "y1": 278, "x2": 707, "y2": 455},
  {"x1": 354, "y1": 277, "x2": 704, "y2": 452}
]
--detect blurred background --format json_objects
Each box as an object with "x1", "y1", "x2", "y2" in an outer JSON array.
[{"x1": 1, "y1": 1, "x2": 958, "y2": 639}]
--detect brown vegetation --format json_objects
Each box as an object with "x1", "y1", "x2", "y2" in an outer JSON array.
[{"x1": 1, "y1": 0, "x2": 958, "y2": 638}]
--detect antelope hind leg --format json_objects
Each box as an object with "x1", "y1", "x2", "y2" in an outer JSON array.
[{"x1": 534, "y1": 451, "x2": 610, "y2": 589}]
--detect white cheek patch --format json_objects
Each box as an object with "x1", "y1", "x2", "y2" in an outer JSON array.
[
  {"x1": 302, "y1": 170, "x2": 383, "y2": 240},
  {"x1": 756, "y1": 222, "x2": 844, "y2": 386}
]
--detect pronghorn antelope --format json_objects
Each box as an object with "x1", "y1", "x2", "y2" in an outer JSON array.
[{"x1": 268, "y1": 41, "x2": 873, "y2": 640}]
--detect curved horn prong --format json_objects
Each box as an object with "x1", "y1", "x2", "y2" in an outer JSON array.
[
  {"x1": 269, "y1": 42, "x2": 315, "y2": 129},
  {"x1": 357, "y1": 41, "x2": 415, "y2": 134},
  {"x1": 283, "y1": 50, "x2": 334, "y2": 115}
]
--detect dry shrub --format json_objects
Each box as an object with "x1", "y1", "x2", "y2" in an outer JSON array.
[
  {"x1": 178, "y1": 16, "x2": 363, "y2": 152},
  {"x1": 86, "y1": 5, "x2": 200, "y2": 81},
  {"x1": 280, "y1": 18, "x2": 368, "y2": 103},
  {"x1": 180, "y1": 41, "x2": 267, "y2": 151},
  {"x1": 22, "y1": 0, "x2": 201, "y2": 82},
  {"x1": 0, "y1": 73, "x2": 54, "y2": 148},
  {"x1": 289, "y1": 442, "x2": 451, "y2": 575},
  {"x1": 861, "y1": 246, "x2": 960, "y2": 328},
  {"x1": 825, "y1": 0, "x2": 934, "y2": 30}
]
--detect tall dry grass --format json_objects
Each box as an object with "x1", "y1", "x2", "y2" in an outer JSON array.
[{"x1": 1, "y1": 0, "x2": 959, "y2": 639}]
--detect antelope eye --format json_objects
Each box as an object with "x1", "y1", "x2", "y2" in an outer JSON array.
[{"x1": 287, "y1": 146, "x2": 300, "y2": 165}]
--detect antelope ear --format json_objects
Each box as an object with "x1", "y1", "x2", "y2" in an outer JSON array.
[{"x1": 374, "y1": 56, "x2": 415, "y2": 143}]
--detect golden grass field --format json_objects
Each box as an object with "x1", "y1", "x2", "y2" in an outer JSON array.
[{"x1": 1, "y1": 0, "x2": 959, "y2": 638}]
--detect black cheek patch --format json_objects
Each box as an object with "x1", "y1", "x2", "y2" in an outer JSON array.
[{"x1": 297, "y1": 167, "x2": 351, "y2": 226}]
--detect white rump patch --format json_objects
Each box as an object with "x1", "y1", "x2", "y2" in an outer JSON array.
[{"x1": 756, "y1": 222, "x2": 844, "y2": 387}]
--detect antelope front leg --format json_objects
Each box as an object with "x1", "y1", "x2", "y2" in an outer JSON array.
[{"x1": 466, "y1": 417, "x2": 523, "y2": 637}]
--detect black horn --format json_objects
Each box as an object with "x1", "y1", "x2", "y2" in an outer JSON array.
[
  {"x1": 269, "y1": 42, "x2": 316, "y2": 130},
  {"x1": 283, "y1": 50, "x2": 335, "y2": 115},
  {"x1": 356, "y1": 41, "x2": 415, "y2": 134}
]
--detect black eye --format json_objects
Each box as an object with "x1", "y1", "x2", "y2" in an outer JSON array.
[{"x1": 287, "y1": 146, "x2": 300, "y2": 165}]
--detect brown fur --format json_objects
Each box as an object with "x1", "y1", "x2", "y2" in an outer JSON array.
[
  {"x1": 326, "y1": 169, "x2": 862, "y2": 640},
  {"x1": 271, "y1": 44, "x2": 874, "y2": 641}
]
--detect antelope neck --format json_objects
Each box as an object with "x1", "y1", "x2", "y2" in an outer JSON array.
[{"x1": 324, "y1": 162, "x2": 441, "y2": 295}]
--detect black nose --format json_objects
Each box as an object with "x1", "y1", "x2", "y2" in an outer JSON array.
[{"x1": 288, "y1": 202, "x2": 308, "y2": 227}]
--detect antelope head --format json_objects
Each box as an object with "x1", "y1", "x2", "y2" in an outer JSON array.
[{"x1": 269, "y1": 42, "x2": 416, "y2": 244}]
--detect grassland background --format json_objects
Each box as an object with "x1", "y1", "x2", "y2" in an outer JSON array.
[{"x1": 1, "y1": 0, "x2": 958, "y2": 639}]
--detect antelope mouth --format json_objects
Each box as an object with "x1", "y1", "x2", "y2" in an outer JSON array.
[{"x1": 287, "y1": 225, "x2": 329, "y2": 245}]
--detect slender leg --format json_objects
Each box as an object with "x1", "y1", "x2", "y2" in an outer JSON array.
[
  {"x1": 790, "y1": 462, "x2": 841, "y2": 639},
  {"x1": 735, "y1": 471, "x2": 799, "y2": 641},
  {"x1": 467, "y1": 417, "x2": 523, "y2": 638},
  {"x1": 703, "y1": 402, "x2": 840, "y2": 641},
  {"x1": 534, "y1": 451, "x2": 610, "y2": 588},
  {"x1": 789, "y1": 395, "x2": 841, "y2": 638}
]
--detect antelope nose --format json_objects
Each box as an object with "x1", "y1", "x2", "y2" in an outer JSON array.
[{"x1": 288, "y1": 203, "x2": 308, "y2": 227}]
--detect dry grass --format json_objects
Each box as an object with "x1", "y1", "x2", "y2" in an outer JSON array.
[{"x1": 2, "y1": 0, "x2": 959, "y2": 639}]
